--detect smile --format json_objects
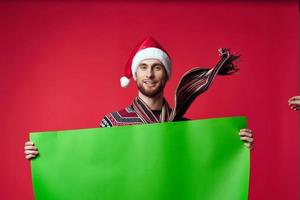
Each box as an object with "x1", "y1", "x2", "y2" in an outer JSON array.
[
  {"x1": 143, "y1": 80, "x2": 156, "y2": 84},
  {"x1": 143, "y1": 80, "x2": 158, "y2": 87}
]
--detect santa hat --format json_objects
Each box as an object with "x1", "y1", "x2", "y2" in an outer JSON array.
[{"x1": 120, "y1": 36, "x2": 172, "y2": 88}]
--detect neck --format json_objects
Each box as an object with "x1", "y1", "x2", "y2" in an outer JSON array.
[{"x1": 138, "y1": 91, "x2": 164, "y2": 110}]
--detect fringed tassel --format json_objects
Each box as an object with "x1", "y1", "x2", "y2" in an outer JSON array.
[{"x1": 218, "y1": 53, "x2": 240, "y2": 75}]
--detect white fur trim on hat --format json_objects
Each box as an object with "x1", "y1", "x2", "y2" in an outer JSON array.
[
  {"x1": 120, "y1": 76, "x2": 130, "y2": 88},
  {"x1": 131, "y1": 47, "x2": 171, "y2": 80}
]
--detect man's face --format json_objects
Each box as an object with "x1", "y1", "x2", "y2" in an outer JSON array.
[{"x1": 135, "y1": 59, "x2": 167, "y2": 98}]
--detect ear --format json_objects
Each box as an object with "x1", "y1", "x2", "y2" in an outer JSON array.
[
  {"x1": 163, "y1": 67, "x2": 169, "y2": 82},
  {"x1": 133, "y1": 71, "x2": 138, "y2": 80}
]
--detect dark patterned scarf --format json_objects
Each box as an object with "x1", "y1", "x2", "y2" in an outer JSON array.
[{"x1": 132, "y1": 97, "x2": 172, "y2": 123}]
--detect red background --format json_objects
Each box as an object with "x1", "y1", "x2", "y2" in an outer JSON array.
[{"x1": 0, "y1": 1, "x2": 298, "y2": 199}]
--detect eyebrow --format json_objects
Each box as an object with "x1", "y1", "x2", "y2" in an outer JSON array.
[
  {"x1": 152, "y1": 63, "x2": 163, "y2": 67},
  {"x1": 138, "y1": 63, "x2": 148, "y2": 66},
  {"x1": 139, "y1": 62, "x2": 163, "y2": 67}
]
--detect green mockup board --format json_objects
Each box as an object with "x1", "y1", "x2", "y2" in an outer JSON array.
[{"x1": 30, "y1": 117, "x2": 249, "y2": 200}]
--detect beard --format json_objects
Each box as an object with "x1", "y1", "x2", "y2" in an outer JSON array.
[{"x1": 137, "y1": 80, "x2": 165, "y2": 98}]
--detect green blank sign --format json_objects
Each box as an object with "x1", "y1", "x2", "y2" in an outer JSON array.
[{"x1": 30, "y1": 117, "x2": 249, "y2": 200}]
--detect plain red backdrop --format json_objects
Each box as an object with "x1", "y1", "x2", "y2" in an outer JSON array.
[{"x1": 0, "y1": 1, "x2": 298, "y2": 199}]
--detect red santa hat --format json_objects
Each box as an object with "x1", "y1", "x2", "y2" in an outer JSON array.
[{"x1": 120, "y1": 36, "x2": 172, "y2": 88}]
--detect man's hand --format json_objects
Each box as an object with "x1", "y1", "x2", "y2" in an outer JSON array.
[
  {"x1": 24, "y1": 141, "x2": 39, "y2": 160},
  {"x1": 239, "y1": 129, "x2": 253, "y2": 150},
  {"x1": 288, "y1": 95, "x2": 300, "y2": 111}
]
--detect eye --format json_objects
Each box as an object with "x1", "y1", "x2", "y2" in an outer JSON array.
[
  {"x1": 154, "y1": 65, "x2": 163, "y2": 71},
  {"x1": 138, "y1": 65, "x2": 147, "y2": 70}
]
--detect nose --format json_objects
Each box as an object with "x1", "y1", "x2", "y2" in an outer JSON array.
[{"x1": 145, "y1": 68, "x2": 154, "y2": 78}]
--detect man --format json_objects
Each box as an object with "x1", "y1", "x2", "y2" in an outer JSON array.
[{"x1": 24, "y1": 36, "x2": 253, "y2": 159}]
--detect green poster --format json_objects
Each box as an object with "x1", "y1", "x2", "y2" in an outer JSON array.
[{"x1": 30, "y1": 117, "x2": 249, "y2": 200}]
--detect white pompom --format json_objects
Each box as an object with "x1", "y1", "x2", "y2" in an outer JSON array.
[{"x1": 120, "y1": 76, "x2": 130, "y2": 88}]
